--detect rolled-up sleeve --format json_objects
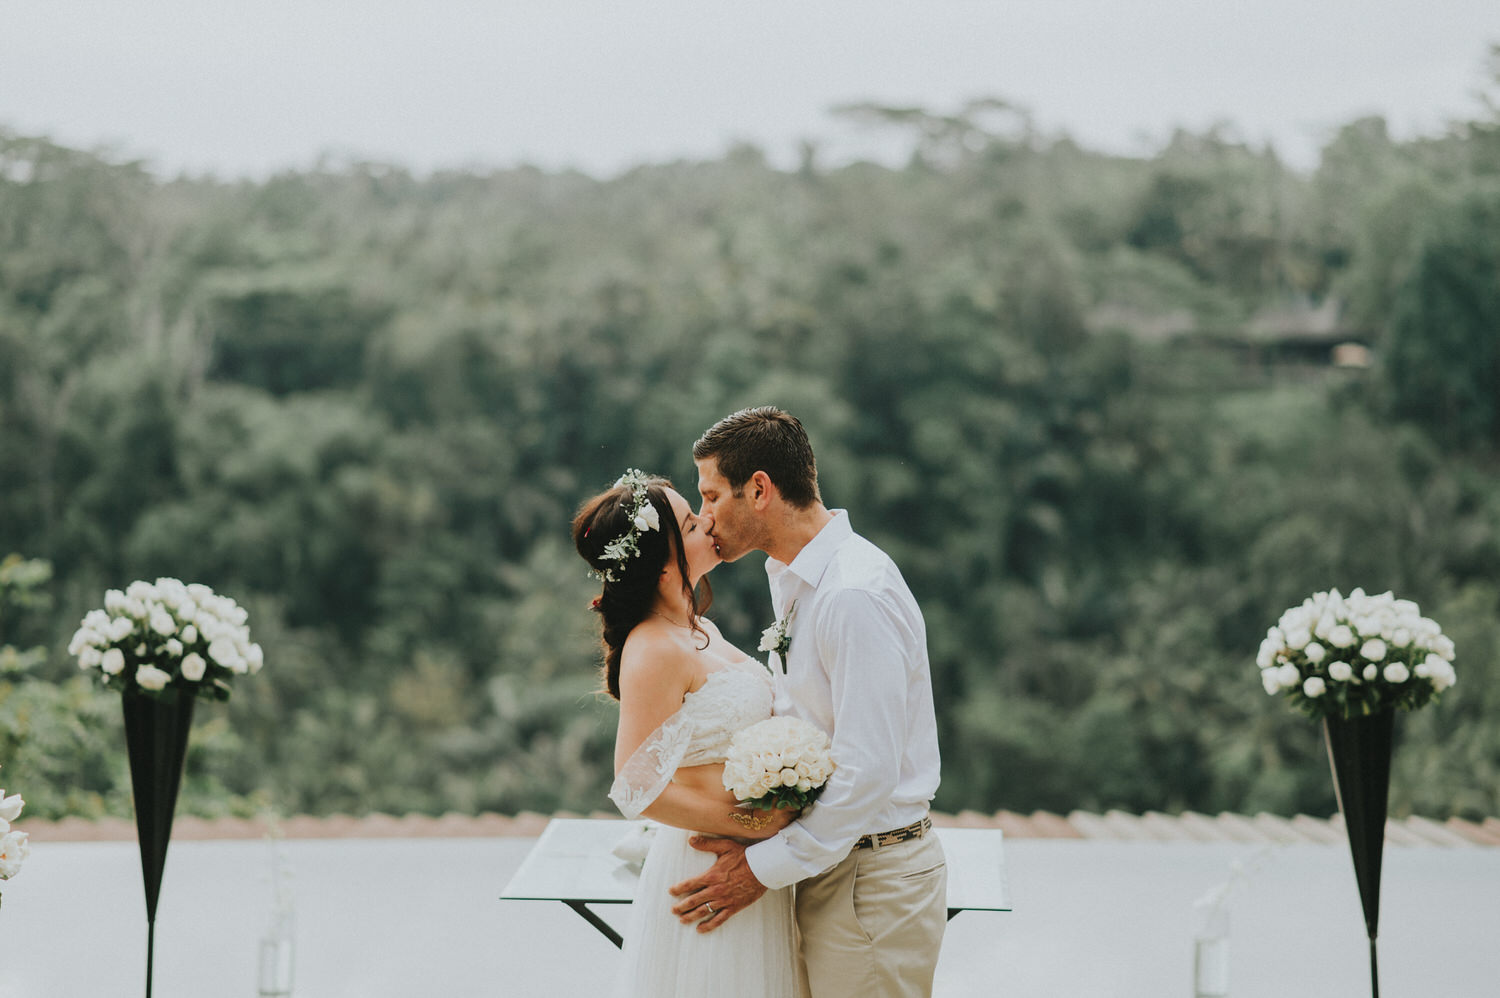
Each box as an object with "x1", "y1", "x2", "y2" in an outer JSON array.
[{"x1": 746, "y1": 587, "x2": 914, "y2": 888}]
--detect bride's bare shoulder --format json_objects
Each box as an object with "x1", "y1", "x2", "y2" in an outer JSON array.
[{"x1": 618, "y1": 620, "x2": 695, "y2": 694}]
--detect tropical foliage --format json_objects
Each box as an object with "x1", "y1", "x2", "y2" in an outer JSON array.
[{"x1": 3, "y1": 54, "x2": 1500, "y2": 822}]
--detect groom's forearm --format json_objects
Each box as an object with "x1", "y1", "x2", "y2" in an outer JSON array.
[{"x1": 744, "y1": 762, "x2": 900, "y2": 889}]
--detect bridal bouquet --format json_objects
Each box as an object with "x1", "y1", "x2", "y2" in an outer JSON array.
[
  {"x1": 0, "y1": 778, "x2": 27, "y2": 910},
  {"x1": 722, "y1": 716, "x2": 835, "y2": 811},
  {"x1": 68, "y1": 578, "x2": 263, "y2": 701},
  {"x1": 1256, "y1": 587, "x2": 1457, "y2": 719}
]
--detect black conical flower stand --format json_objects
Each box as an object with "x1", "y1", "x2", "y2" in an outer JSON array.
[
  {"x1": 122, "y1": 687, "x2": 196, "y2": 998},
  {"x1": 1324, "y1": 709, "x2": 1395, "y2": 998}
]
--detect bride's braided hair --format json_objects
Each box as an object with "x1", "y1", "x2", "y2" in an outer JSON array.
[{"x1": 572, "y1": 475, "x2": 711, "y2": 699}]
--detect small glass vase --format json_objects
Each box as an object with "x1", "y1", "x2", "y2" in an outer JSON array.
[
  {"x1": 257, "y1": 916, "x2": 295, "y2": 998},
  {"x1": 1193, "y1": 902, "x2": 1230, "y2": 997}
]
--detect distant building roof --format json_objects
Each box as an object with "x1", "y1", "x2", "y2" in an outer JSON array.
[
  {"x1": 25, "y1": 809, "x2": 1500, "y2": 847},
  {"x1": 1243, "y1": 297, "x2": 1346, "y2": 341}
]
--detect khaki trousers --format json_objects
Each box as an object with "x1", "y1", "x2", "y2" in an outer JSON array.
[{"x1": 794, "y1": 831, "x2": 947, "y2": 998}]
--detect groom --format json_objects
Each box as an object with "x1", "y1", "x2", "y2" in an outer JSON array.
[{"x1": 670, "y1": 406, "x2": 947, "y2": 998}]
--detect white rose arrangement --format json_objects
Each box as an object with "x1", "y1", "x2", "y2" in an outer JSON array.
[
  {"x1": 0, "y1": 777, "x2": 27, "y2": 910},
  {"x1": 1257, "y1": 588, "x2": 1456, "y2": 719},
  {"x1": 722, "y1": 716, "x2": 835, "y2": 812},
  {"x1": 68, "y1": 578, "x2": 263, "y2": 701}
]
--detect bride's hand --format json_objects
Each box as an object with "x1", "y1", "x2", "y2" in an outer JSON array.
[{"x1": 727, "y1": 804, "x2": 798, "y2": 839}]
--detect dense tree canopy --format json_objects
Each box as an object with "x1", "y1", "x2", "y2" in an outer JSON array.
[{"x1": 2, "y1": 74, "x2": 1499, "y2": 823}]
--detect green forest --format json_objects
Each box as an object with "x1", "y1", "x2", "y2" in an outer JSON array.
[{"x1": 3, "y1": 60, "x2": 1500, "y2": 826}]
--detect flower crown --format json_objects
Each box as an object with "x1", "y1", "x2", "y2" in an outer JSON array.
[{"x1": 588, "y1": 469, "x2": 661, "y2": 582}]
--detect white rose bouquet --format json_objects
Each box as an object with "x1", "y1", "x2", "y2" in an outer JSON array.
[
  {"x1": 1257, "y1": 587, "x2": 1456, "y2": 719},
  {"x1": 0, "y1": 777, "x2": 28, "y2": 910},
  {"x1": 68, "y1": 578, "x2": 263, "y2": 701},
  {"x1": 722, "y1": 716, "x2": 835, "y2": 811}
]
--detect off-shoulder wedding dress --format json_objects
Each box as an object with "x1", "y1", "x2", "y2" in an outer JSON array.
[{"x1": 608, "y1": 656, "x2": 802, "y2": 998}]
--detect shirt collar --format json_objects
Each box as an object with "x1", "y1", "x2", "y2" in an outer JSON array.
[{"x1": 764, "y1": 510, "x2": 851, "y2": 591}]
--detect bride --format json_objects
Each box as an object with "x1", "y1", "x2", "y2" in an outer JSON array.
[{"x1": 572, "y1": 470, "x2": 802, "y2": 998}]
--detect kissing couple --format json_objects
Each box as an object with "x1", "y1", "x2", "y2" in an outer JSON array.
[{"x1": 572, "y1": 406, "x2": 946, "y2": 998}]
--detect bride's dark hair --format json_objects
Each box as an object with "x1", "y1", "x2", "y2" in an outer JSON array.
[{"x1": 572, "y1": 476, "x2": 711, "y2": 700}]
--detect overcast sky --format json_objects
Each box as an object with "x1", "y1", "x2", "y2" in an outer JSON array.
[{"x1": 3, "y1": 1, "x2": 1498, "y2": 178}]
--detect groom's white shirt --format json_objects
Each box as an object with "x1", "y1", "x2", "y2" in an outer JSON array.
[{"x1": 744, "y1": 510, "x2": 941, "y2": 891}]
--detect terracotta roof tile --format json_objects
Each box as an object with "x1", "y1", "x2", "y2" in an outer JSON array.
[
  {"x1": 1171, "y1": 811, "x2": 1230, "y2": 843},
  {"x1": 1208, "y1": 811, "x2": 1270, "y2": 844},
  {"x1": 1025, "y1": 810, "x2": 1084, "y2": 839},
  {"x1": 1379, "y1": 819, "x2": 1426, "y2": 847},
  {"x1": 1250, "y1": 812, "x2": 1307, "y2": 844},
  {"x1": 508, "y1": 811, "x2": 554, "y2": 836},
  {"x1": 1403, "y1": 816, "x2": 1475, "y2": 847},
  {"x1": 1451, "y1": 817, "x2": 1500, "y2": 846},
  {"x1": 989, "y1": 810, "x2": 1046, "y2": 838},
  {"x1": 1100, "y1": 810, "x2": 1151, "y2": 840},
  {"x1": 1140, "y1": 811, "x2": 1191, "y2": 841},
  {"x1": 1064, "y1": 810, "x2": 1116, "y2": 839},
  {"x1": 1292, "y1": 813, "x2": 1346, "y2": 844},
  {"x1": 26, "y1": 816, "x2": 134, "y2": 842}
]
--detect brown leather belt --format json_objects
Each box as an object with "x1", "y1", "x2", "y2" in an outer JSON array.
[{"x1": 854, "y1": 816, "x2": 931, "y2": 850}]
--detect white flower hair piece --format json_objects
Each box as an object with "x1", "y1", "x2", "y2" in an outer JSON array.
[{"x1": 589, "y1": 469, "x2": 660, "y2": 583}]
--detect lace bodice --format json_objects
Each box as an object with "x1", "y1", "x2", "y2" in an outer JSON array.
[{"x1": 609, "y1": 660, "x2": 772, "y2": 820}]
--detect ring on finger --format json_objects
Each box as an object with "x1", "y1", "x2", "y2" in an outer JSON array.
[{"x1": 705, "y1": 902, "x2": 715, "y2": 914}]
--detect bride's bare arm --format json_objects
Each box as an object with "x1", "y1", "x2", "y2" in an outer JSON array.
[{"x1": 640, "y1": 783, "x2": 795, "y2": 840}]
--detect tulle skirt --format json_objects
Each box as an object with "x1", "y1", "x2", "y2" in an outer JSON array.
[{"x1": 613, "y1": 825, "x2": 801, "y2": 998}]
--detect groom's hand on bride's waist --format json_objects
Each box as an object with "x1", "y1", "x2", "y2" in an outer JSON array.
[{"x1": 668, "y1": 837, "x2": 768, "y2": 933}]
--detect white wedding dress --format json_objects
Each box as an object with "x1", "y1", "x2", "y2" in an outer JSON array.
[{"x1": 608, "y1": 657, "x2": 802, "y2": 998}]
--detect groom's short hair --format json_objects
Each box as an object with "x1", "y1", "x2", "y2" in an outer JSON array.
[{"x1": 693, "y1": 406, "x2": 821, "y2": 508}]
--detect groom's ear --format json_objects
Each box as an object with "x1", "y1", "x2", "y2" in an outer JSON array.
[{"x1": 748, "y1": 470, "x2": 776, "y2": 511}]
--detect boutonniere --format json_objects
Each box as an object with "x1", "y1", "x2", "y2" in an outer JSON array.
[{"x1": 758, "y1": 600, "x2": 798, "y2": 674}]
